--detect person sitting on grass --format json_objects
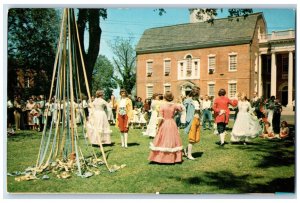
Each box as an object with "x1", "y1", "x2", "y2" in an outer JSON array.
[
  {"x1": 279, "y1": 121, "x2": 289, "y2": 139},
  {"x1": 260, "y1": 121, "x2": 275, "y2": 139}
]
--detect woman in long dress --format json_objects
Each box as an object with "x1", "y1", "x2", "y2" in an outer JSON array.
[
  {"x1": 148, "y1": 91, "x2": 183, "y2": 164},
  {"x1": 142, "y1": 93, "x2": 160, "y2": 138},
  {"x1": 87, "y1": 90, "x2": 112, "y2": 145},
  {"x1": 230, "y1": 93, "x2": 262, "y2": 143}
]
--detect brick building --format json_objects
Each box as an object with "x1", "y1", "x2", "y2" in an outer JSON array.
[{"x1": 135, "y1": 12, "x2": 295, "y2": 109}]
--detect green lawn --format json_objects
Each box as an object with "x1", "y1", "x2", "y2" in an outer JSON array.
[{"x1": 6, "y1": 122, "x2": 295, "y2": 195}]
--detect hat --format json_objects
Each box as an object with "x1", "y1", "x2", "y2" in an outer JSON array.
[{"x1": 164, "y1": 91, "x2": 174, "y2": 102}]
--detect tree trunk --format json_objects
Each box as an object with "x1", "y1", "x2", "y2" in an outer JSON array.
[{"x1": 77, "y1": 9, "x2": 101, "y2": 95}]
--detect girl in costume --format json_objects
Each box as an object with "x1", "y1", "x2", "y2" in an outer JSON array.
[
  {"x1": 148, "y1": 91, "x2": 183, "y2": 163},
  {"x1": 183, "y1": 86, "x2": 201, "y2": 160},
  {"x1": 112, "y1": 89, "x2": 133, "y2": 148}
]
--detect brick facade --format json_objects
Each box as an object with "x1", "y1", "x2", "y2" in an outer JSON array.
[{"x1": 136, "y1": 14, "x2": 266, "y2": 101}]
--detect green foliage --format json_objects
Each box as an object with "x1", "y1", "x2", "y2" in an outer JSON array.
[
  {"x1": 7, "y1": 123, "x2": 295, "y2": 194},
  {"x1": 109, "y1": 38, "x2": 136, "y2": 95},
  {"x1": 92, "y1": 55, "x2": 117, "y2": 100},
  {"x1": 8, "y1": 8, "x2": 60, "y2": 97},
  {"x1": 8, "y1": 8, "x2": 59, "y2": 69}
]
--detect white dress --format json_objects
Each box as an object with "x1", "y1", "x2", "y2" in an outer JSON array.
[
  {"x1": 142, "y1": 100, "x2": 159, "y2": 137},
  {"x1": 230, "y1": 100, "x2": 261, "y2": 142},
  {"x1": 87, "y1": 98, "x2": 112, "y2": 145},
  {"x1": 106, "y1": 101, "x2": 115, "y2": 123}
]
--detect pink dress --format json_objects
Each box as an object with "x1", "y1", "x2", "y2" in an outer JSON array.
[{"x1": 148, "y1": 102, "x2": 183, "y2": 163}]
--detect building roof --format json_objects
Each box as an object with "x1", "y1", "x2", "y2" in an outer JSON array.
[{"x1": 136, "y1": 12, "x2": 264, "y2": 54}]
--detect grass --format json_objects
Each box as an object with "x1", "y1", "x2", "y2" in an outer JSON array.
[{"x1": 6, "y1": 122, "x2": 295, "y2": 195}]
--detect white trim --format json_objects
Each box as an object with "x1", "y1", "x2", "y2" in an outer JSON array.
[
  {"x1": 146, "y1": 84, "x2": 154, "y2": 99},
  {"x1": 228, "y1": 54, "x2": 237, "y2": 72},
  {"x1": 149, "y1": 142, "x2": 183, "y2": 152},
  {"x1": 228, "y1": 81, "x2": 237, "y2": 99},
  {"x1": 163, "y1": 58, "x2": 171, "y2": 76},
  {"x1": 146, "y1": 60, "x2": 153, "y2": 76},
  {"x1": 177, "y1": 59, "x2": 200, "y2": 80},
  {"x1": 207, "y1": 83, "x2": 215, "y2": 97},
  {"x1": 163, "y1": 83, "x2": 171, "y2": 93},
  {"x1": 208, "y1": 55, "x2": 216, "y2": 74}
]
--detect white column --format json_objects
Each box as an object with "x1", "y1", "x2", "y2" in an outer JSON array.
[
  {"x1": 258, "y1": 54, "x2": 263, "y2": 97},
  {"x1": 287, "y1": 51, "x2": 294, "y2": 108},
  {"x1": 270, "y1": 52, "x2": 277, "y2": 97}
]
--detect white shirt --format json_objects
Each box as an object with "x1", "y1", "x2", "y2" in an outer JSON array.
[
  {"x1": 119, "y1": 98, "x2": 127, "y2": 108},
  {"x1": 192, "y1": 100, "x2": 200, "y2": 110},
  {"x1": 7, "y1": 100, "x2": 14, "y2": 108},
  {"x1": 202, "y1": 100, "x2": 211, "y2": 109}
]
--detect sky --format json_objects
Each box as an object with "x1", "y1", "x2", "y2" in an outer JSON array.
[{"x1": 98, "y1": 8, "x2": 296, "y2": 61}]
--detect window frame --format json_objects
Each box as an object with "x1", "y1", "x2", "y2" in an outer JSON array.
[
  {"x1": 146, "y1": 60, "x2": 153, "y2": 77},
  {"x1": 208, "y1": 54, "x2": 216, "y2": 74},
  {"x1": 228, "y1": 53, "x2": 238, "y2": 72},
  {"x1": 228, "y1": 80, "x2": 237, "y2": 99},
  {"x1": 164, "y1": 58, "x2": 171, "y2": 76},
  {"x1": 207, "y1": 81, "x2": 216, "y2": 98},
  {"x1": 163, "y1": 83, "x2": 171, "y2": 94},
  {"x1": 146, "y1": 84, "x2": 154, "y2": 99}
]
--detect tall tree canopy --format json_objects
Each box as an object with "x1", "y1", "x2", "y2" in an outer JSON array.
[
  {"x1": 109, "y1": 38, "x2": 136, "y2": 95},
  {"x1": 92, "y1": 55, "x2": 117, "y2": 100},
  {"x1": 8, "y1": 8, "x2": 60, "y2": 98}
]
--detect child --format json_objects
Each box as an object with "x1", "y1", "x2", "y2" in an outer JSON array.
[
  {"x1": 30, "y1": 104, "x2": 41, "y2": 131},
  {"x1": 148, "y1": 91, "x2": 183, "y2": 164},
  {"x1": 279, "y1": 121, "x2": 289, "y2": 139},
  {"x1": 260, "y1": 121, "x2": 275, "y2": 139}
]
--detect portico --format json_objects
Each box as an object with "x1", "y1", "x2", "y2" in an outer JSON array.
[{"x1": 258, "y1": 30, "x2": 295, "y2": 109}]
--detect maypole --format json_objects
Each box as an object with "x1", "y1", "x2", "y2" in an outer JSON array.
[{"x1": 11, "y1": 8, "x2": 124, "y2": 182}]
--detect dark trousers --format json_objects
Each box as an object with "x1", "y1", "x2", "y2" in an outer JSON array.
[
  {"x1": 272, "y1": 112, "x2": 281, "y2": 134},
  {"x1": 202, "y1": 109, "x2": 212, "y2": 129},
  {"x1": 217, "y1": 122, "x2": 226, "y2": 134}
]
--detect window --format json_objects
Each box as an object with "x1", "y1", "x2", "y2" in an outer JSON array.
[
  {"x1": 229, "y1": 54, "x2": 237, "y2": 71},
  {"x1": 208, "y1": 55, "x2": 216, "y2": 74},
  {"x1": 177, "y1": 56, "x2": 200, "y2": 80},
  {"x1": 186, "y1": 55, "x2": 192, "y2": 77},
  {"x1": 146, "y1": 61, "x2": 153, "y2": 76},
  {"x1": 208, "y1": 83, "x2": 215, "y2": 98},
  {"x1": 228, "y1": 81, "x2": 237, "y2": 98},
  {"x1": 164, "y1": 84, "x2": 171, "y2": 93},
  {"x1": 164, "y1": 59, "x2": 171, "y2": 76},
  {"x1": 146, "y1": 84, "x2": 153, "y2": 98},
  {"x1": 194, "y1": 61, "x2": 198, "y2": 75},
  {"x1": 180, "y1": 62, "x2": 184, "y2": 77}
]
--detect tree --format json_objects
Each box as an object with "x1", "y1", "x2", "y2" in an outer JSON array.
[
  {"x1": 8, "y1": 8, "x2": 60, "y2": 98},
  {"x1": 92, "y1": 55, "x2": 117, "y2": 100},
  {"x1": 157, "y1": 8, "x2": 253, "y2": 23},
  {"x1": 109, "y1": 38, "x2": 136, "y2": 95},
  {"x1": 76, "y1": 9, "x2": 107, "y2": 94}
]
